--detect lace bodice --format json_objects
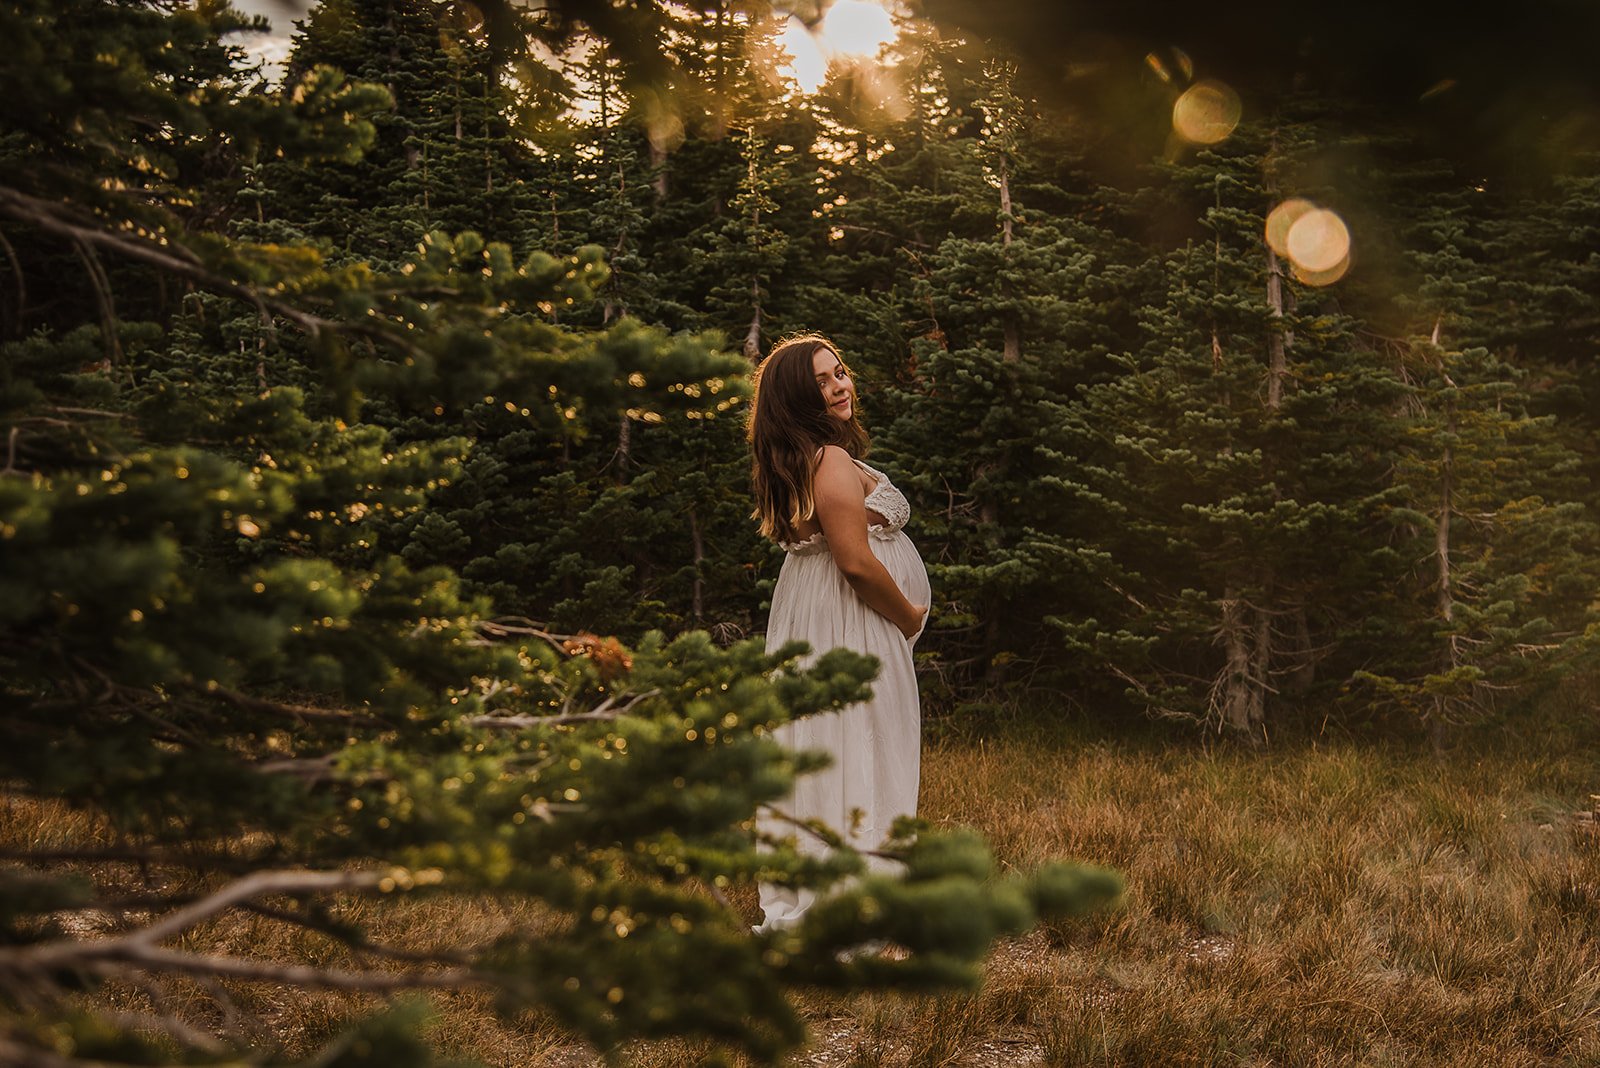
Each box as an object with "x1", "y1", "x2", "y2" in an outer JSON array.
[
  {"x1": 780, "y1": 458, "x2": 911, "y2": 555},
  {"x1": 857, "y1": 459, "x2": 911, "y2": 534}
]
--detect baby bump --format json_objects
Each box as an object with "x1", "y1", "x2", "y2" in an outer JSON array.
[{"x1": 872, "y1": 533, "x2": 931, "y2": 607}]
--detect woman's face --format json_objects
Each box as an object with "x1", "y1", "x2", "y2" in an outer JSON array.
[{"x1": 812, "y1": 347, "x2": 854, "y2": 422}]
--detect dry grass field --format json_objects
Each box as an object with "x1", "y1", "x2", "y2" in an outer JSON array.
[{"x1": 18, "y1": 692, "x2": 1600, "y2": 1067}]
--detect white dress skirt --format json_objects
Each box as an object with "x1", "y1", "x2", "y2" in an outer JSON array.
[{"x1": 757, "y1": 457, "x2": 931, "y2": 931}]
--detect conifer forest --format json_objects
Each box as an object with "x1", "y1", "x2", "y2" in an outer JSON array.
[{"x1": 3, "y1": 0, "x2": 1600, "y2": 1064}]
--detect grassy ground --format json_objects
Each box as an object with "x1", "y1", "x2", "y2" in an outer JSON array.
[
  {"x1": 24, "y1": 698, "x2": 1600, "y2": 1066},
  {"x1": 894, "y1": 710, "x2": 1600, "y2": 1068}
]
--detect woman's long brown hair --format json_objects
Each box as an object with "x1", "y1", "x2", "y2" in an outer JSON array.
[{"x1": 748, "y1": 334, "x2": 870, "y2": 542}]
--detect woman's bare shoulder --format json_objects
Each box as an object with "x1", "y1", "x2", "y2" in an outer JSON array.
[
  {"x1": 816, "y1": 444, "x2": 854, "y2": 468},
  {"x1": 816, "y1": 446, "x2": 874, "y2": 496}
]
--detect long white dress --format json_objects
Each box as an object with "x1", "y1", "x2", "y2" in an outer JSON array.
[{"x1": 757, "y1": 456, "x2": 931, "y2": 931}]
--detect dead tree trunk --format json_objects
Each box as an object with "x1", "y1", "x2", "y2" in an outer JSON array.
[
  {"x1": 1265, "y1": 240, "x2": 1317, "y2": 695},
  {"x1": 998, "y1": 155, "x2": 1020, "y2": 365},
  {"x1": 688, "y1": 506, "x2": 705, "y2": 625},
  {"x1": 616, "y1": 414, "x2": 631, "y2": 478},
  {"x1": 982, "y1": 150, "x2": 1019, "y2": 680},
  {"x1": 743, "y1": 299, "x2": 762, "y2": 361},
  {"x1": 650, "y1": 141, "x2": 668, "y2": 201},
  {"x1": 1219, "y1": 586, "x2": 1263, "y2": 734},
  {"x1": 1265, "y1": 246, "x2": 1287, "y2": 409},
  {"x1": 1433, "y1": 315, "x2": 1459, "y2": 727},
  {"x1": 1209, "y1": 187, "x2": 1271, "y2": 735}
]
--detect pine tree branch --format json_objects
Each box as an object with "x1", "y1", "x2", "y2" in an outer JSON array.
[
  {"x1": 113, "y1": 869, "x2": 389, "y2": 948},
  {"x1": 252, "y1": 754, "x2": 343, "y2": 781},
  {"x1": 237, "y1": 901, "x2": 473, "y2": 967},
  {"x1": 75, "y1": 946, "x2": 480, "y2": 991},
  {"x1": 49, "y1": 405, "x2": 131, "y2": 419},
  {"x1": 0, "y1": 224, "x2": 26, "y2": 323},
  {"x1": 70, "y1": 235, "x2": 122, "y2": 367},
  {"x1": 469, "y1": 688, "x2": 659, "y2": 728},
  {"x1": 54, "y1": 661, "x2": 374, "y2": 743},
  {"x1": 0, "y1": 185, "x2": 425, "y2": 360},
  {"x1": 475, "y1": 616, "x2": 565, "y2": 641},
  {"x1": 194, "y1": 683, "x2": 386, "y2": 728},
  {"x1": 0, "y1": 870, "x2": 485, "y2": 991}
]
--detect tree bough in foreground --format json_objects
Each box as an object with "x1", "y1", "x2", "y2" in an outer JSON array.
[
  {"x1": 0, "y1": 626, "x2": 1119, "y2": 1065},
  {"x1": 0, "y1": 1, "x2": 1120, "y2": 1063}
]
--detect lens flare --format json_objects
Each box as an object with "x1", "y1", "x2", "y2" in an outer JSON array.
[
  {"x1": 1172, "y1": 79, "x2": 1240, "y2": 145},
  {"x1": 779, "y1": 17, "x2": 828, "y2": 93},
  {"x1": 1265, "y1": 198, "x2": 1316, "y2": 257},
  {"x1": 839, "y1": 54, "x2": 911, "y2": 122},
  {"x1": 1285, "y1": 209, "x2": 1350, "y2": 273},
  {"x1": 1420, "y1": 78, "x2": 1457, "y2": 101},
  {"x1": 778, "y1": 2, "x2": 897, "y2": 95},
  {"x1": 824, "y1": 0, "x2": 897, "y2": 57},
  {"x1": 1292, "y1": 253, "x2": 1351, "y2": 287}
]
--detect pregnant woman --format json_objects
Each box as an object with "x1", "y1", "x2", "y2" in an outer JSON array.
[{"x1": 747, "y1": 333, "x2": 931, "y2": 932}]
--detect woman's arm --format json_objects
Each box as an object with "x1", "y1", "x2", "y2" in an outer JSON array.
[{"x1": 813, "y1": 446, "x2": 927, "y2": 639}]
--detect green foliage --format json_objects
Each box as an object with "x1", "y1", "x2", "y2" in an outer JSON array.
[
  {"x1": 4, "y1": 0, "x2": 1600, "y2": 1061},
  {"x1": 0, "y1": 3, "x2": 1125, "y2": 1067}
]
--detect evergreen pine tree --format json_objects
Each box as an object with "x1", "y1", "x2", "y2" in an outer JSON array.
[
  {"x1": 1057, "y1": 114, "x2": 1406, "y2": 733},
  {"x1": 0, "y1": 3, "x2": 1122, "y2": 1064},
  {"x1": 1352, "y1": 166, "x2": 1600, "y2": 726}
]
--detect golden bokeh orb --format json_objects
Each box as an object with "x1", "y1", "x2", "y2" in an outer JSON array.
[
  {"x1": 1172, "y1": 80, "x2": 1241, "y2": 145},
  {"x1": 1265, "y1": 198, "x2": 1316, "y2": 257},
  {"x1": 1292, "y1": 253, "x2": 1351, "y2": 287},
  {"x1": 1285, "y1": 209, "x2": 1350, "y2": 273}
]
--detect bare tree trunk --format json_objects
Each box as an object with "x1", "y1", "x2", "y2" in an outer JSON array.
[
  {"x1": 1249, "y1": 570, "x2": 1273, "y2": 721},
  {"x1": 688, "y1": 507, "x2": 705, "y2": 625},
  {"x1": 604, "y1": 163, "x2": 627, "y2": 325},
  {"x1": 1219, "y1": 586, "x2": 1260, "y2": 734},
  {"x1": 998, "y1": 156, "x2": 1020, "y2": 364},
  {"x1": 616, "y1": 413, "x2": 631, "y2": 478},
  {"x1": 977, "y1": 491, "x2": 1007, "y2": 683},
  {"x1": 1435, "y1": 385, "x2": 1457, "y2": 697},
  {"x1": 998, "y1": 157, "x2": 1014, "y2": 246},
  {"x1": 548, "y1": 192, "x2": 560, "y2": 325},
  {"x1": 1283, "y1": 600, "x2": 1316, "y2": 695},
  {"x1": 483, "y1": 68, "x2": 494, "y2": 195},
  {"x1": 743, "y1": 139, "x2": 762, "y2": 359},
  {"x1": 981, "y1": 145, "x2": 1019, "y2": 681},
  {"x1": 1209, "y1": 198, "x2": 1267, "y2": 736},
  {"x1": 1261, "y1": 241, "x2": 1307, "y2": 694},
  {"x1": 1265, "y1": 246, "x2": 1287, "y2": 409},
  {"x1": 1429, "y1": 314, "x2": 1459, "y2": 733},
  {"x1": 650, "y1": 141, "x2": 668, "y2": 201},
  {"x1": 743, "y1": 299, "x2": 761, "y2": 360},
  {"x1": 1430, "y1": 395, "x2": 1458, "y2": 736}
]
